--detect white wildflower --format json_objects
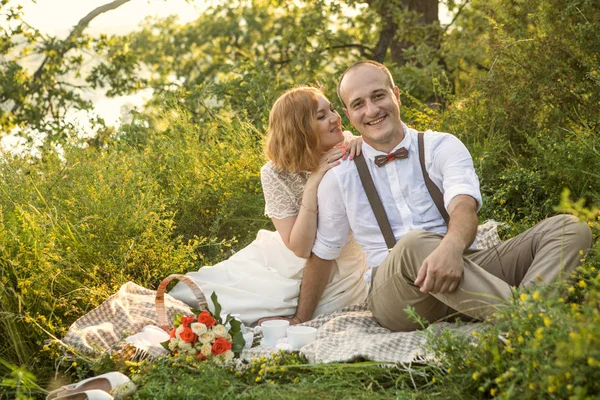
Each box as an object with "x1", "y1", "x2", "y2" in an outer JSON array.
[
  {"x1": 223, "y1": 350, "x2": 234, "y2": 363},
  {"x1": 168, "y1": 338, "x2": 179, "y2": 351},
  {"x1": 178, "y1": 340, "x2": 192, "y2": 351}
]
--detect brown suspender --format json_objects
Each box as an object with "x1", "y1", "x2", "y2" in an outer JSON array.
[
  {"x1": 353, "y1": 131, "x2": 450, "y2": 249},
  {"x1": 417, "y1": 131, "x2": 450, "y2": 225},
  {"x1": 354, "y1": 152, "x2": 397, "y2": 250}
]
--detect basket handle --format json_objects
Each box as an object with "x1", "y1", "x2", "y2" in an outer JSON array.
[{"x1": 155, "y1": 274, "x2": 208, "y2": 331}]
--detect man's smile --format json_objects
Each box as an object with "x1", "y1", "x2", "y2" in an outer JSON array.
[{"x1": 366, "y1": 115, "x2": 386, "y2": 126}]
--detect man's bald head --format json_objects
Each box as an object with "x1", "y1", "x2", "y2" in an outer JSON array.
[{"x1": 337, "y1": 60, "x2": 396, "y2": 107}]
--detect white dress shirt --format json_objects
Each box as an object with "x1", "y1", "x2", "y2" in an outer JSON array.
[{"x1": 312, "y1": 124, "x2": 482, "y2": 282}]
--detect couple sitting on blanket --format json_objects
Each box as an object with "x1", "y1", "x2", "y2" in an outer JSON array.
[{"x1": 170, "y1": 60, "x2": 592, "y2": 332}]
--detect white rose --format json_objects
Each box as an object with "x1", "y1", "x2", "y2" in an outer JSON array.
[
  {"x1": 200, "y1": 342, "x2": 212, "y2": 357},
  {"x1": 188, "y1": 348, "x2": 197, "y2": 356},
  {"x1": 175, "y1": 324, "x2": 185, "y2": 339},
  {"x1": 168, "y1": 338, "x2": 179, "y2": 351},
  {"x1": 178, "y1": 340, "x2": 192, "y2": 351},
  {"x1": 191, "y1": 322, "x2": 208, "y2": 336},
  {"x1": 199, "y1": 331, "x2": 215, "y2": 344},
  {"x1": 212, "y1": 324, "x2": 228, "y2": 338}
]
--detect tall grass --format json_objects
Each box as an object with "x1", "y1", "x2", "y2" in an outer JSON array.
[{"x1": 0, "y1": 106, "x2": 269, "y2": 386}]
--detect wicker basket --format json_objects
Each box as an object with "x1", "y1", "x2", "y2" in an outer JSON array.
[{"x1": 155, "y1": 274, "x2": 208, "y2": 331}]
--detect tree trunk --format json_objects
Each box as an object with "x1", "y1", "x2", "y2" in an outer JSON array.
[{"x1": 368, "y1": 0, "x2": 439, "y2": 65}]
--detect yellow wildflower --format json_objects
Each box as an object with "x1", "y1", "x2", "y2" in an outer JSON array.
[{"x1": 520, "y1": 293, "x2": 528, "y2": 301}]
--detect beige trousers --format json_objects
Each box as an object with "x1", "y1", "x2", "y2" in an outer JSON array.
[{"x1": 367, "y1": 215, "x2": 593, "y2": 332}]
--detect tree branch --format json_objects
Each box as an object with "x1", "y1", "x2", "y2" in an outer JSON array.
[
  {"x1": 323, "y1": 43, "x2": 374, "y2": 57},
  {"x1": 442, "y1": 0, "x2": 471, "y2": 34},
  {"x1": 11, "y1": 0, "x2": 132, "y2": 113}
]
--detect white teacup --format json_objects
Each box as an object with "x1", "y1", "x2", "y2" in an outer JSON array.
[
  {"x1": 287, "y1": 326, "x2": 317, "y2": 350},
  {"x1": 261, "y1": 320, "x2": 289, "y2": 346}
]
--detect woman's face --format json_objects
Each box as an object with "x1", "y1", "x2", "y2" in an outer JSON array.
[{"x1": 316, "y1": 95, "x2": 344, "y2": 152}]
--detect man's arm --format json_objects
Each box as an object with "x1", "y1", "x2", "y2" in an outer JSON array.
[
  {"x1": 414, "y1": 194, "x2": 478, "y2": 294},
  {"x1": 257, "y1": 253, "x2": 334, "y2": 325},
  {"x1": 293, "y1": 253, "x2": 334, "y2": 323}
]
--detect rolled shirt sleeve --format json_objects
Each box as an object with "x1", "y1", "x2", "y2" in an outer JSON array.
[{"x1": 429, "y1": 133, "x2": 482, "y2": 211}]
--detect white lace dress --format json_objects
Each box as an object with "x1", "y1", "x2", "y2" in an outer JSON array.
[{"x1": 169, "y1": 161, "x2": 369, "y2": 326}]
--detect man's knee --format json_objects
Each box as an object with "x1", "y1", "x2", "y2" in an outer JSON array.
[
  {"x1": 385, "y1": 230, "x2": 442, "y2": 277},
  {"x1": 552, "y1": 214, "x2": 593, "y2": 250}
]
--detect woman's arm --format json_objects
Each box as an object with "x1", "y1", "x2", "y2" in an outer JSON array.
[
  {"x1": 272, "y1": 147, "x2": 344, "y2": 258},
  {"x1": 267, "y1": 135, "x2": 362, "y2": 258}
]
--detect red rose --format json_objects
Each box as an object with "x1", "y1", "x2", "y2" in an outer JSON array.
[
  {"x1": 196, "y1": 353, "x2": 206, "y2": 361},
  {"x1": 197, "y1": 311, "x2": 216, "y2": 328},
  {"x1": 169, "y1": 327, "x2": 176, "y2": 338},
  {"x1": 211, "y1": 337, "x2": 232, "y2": 355},
  {"x1": 181, "y1": 316, "x2": 195, "y2": 327},
  {"x1": 179, "y1": 326, "x2": 198, "y2": 344}
]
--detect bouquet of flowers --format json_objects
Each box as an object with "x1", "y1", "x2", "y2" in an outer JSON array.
[{"x1": 162, "y1": 292, "x2": 245, "y2": 364}]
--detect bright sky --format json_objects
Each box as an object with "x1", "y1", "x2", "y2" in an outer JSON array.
[{"x1": 18, "y1": 0, "x2": 205, "y2": 37}]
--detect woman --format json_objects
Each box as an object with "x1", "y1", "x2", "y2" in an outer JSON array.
[{"x1": 169, "y1": 86, "x2": 369, "y2": 325}]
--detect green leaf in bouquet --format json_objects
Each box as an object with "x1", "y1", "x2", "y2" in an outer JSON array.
[
  {"x1": 174, "y1": 314, "x2": 183, "y2": 327},
  {"x1": 160, "y1": 340, "x2": 170, "y2": 352},
  {"x1": 228, "y1": 317, "x2": 245, "y2": 355},
  {"x1": 210, "y1": 291, "x2": 222, "y2": 324}
]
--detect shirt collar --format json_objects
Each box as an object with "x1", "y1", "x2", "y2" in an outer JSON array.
[{"x1": 361, "y1": 122, "x2": 412, "y2": 161}]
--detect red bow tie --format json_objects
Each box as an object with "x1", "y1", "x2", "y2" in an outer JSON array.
[{"x1": 374, "y1": 147, "x2": 409, "y2": 167}]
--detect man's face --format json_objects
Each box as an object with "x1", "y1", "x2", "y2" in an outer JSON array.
[{"x1": 339, "y1": 65, "x2": 403, "y2": 152}]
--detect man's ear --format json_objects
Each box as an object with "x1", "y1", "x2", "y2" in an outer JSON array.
[{"x1": 394, "y1": 86, "x2": 401, "y2": 101}]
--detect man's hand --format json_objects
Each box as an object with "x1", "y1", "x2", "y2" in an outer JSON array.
[
  {"x1": 414, "y1": 194, "x2": 478, "y2": 294},
  {"x1": 414, "y1": 243, "x2": 464, "y2": 294},
  {"x1": 257, "y1": 316, "x2": 303, "y2": 326}
]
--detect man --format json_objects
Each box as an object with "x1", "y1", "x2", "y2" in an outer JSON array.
[{"x1": 281, "y1": 60, "x2": 592, "y2": 331}]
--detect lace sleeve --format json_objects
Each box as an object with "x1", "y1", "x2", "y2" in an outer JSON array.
[{"x1": 260, "y1": 162, "x2": 307, "y2": 219}]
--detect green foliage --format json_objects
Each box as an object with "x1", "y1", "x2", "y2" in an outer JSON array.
[
  {"x1": 0, "y1": 104, "x2": 269, "y2": 387},
  {"x1": 426, "y1": 258, "x2": 600, "y2": 399},
  {"x1": 129, "y1": 353, "x2": 423, "y2": 399}
]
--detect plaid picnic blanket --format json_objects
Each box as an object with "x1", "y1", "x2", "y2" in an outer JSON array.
[
  {"x1": 242, "y1": 303, "x2": 481, "y2": 364},
  {"x1": 61, "y1": 221, "x2": 503, "y2": 362},
  {"x1": 61, "y1": 282, "x2": 191, "y2": 355}
]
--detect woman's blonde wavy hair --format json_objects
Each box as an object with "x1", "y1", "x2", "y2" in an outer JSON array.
[{"x1": 265, "y1": 86, "x2": 323, "y2": 173}]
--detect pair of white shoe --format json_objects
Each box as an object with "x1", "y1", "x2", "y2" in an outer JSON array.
[{"x1": 46, "y1": 372, "x2": 136, "y2": 400}]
